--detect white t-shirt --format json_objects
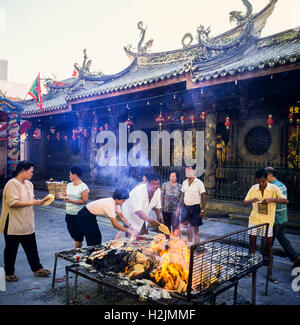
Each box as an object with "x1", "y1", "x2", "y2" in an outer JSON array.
[
  {"x1": 86, "y1": 198, "x2": 121, "y2": 219},
  {"x1": 181, "y1": 178, "x2": 205, "y2": 206},
  {"x1": 122, "y1": 183, "x2": 161, "y2": 232},
  {"x1": 66, "y1": 182, "x2": 89, "y2": 215}
]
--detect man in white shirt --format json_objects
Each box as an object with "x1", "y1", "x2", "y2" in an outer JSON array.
[
  {"x1": 176, "y1": 165, "x2": 206, "y2": 244},
  {"x1": 122, "y1": 173, "x2": 163, "y2": 235}
]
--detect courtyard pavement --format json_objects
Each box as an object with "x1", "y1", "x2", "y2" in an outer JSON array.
[{"x1": 0, "y1": 192, "x2": 299, "y2": 306}]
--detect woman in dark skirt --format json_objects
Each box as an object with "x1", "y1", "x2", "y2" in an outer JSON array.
[{"x1": 58, "y1": 166, "x2": 89, "y2": 248}]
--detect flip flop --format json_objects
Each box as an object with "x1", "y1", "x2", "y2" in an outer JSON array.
[
  {"x1": 34, "y1": 269, "x2": 51, "y2": 277},
  {"x1": 6, "y1": 275, "x2": 19, "y2": 282}
]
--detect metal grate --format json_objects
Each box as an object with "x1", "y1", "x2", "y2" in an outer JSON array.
[{"x1": 187, "y1": 223, "x2": 269, "y2": 301}]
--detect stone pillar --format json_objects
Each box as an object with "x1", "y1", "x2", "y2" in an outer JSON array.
[
  {"x1": 89, "y1": 111, "x2": 98, "y2": 181},
  {"x1": 204, "y1": 104, "x2": 217, "y2": 199}
]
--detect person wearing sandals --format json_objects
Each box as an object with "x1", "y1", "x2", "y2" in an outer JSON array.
[
  {"x1": 0, "y1": 161, "x2": 51, "y2": 282},
  {"x1": 57, "y1": 166, "x2": 89, "y2": 249}
]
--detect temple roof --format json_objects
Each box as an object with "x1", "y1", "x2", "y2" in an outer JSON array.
[{"x1": 21, "y1": 0, "x2": 300, "y2": 117}]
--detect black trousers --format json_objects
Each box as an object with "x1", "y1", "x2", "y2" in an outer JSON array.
[
  {"x1": 162, "y1": 211, "x2": 179, "y2": 232},
  {"x1": 273, "y1": 222, "x2": 299, "y2": 262},
  {"x1": 77, "y1": 206, "x2": 102, "y2": 246},
  {"x1": 4, "y1": 216, "x2": 43, "y2": 276}
]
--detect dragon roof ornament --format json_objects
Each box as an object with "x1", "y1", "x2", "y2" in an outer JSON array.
[{"x1": 229, "y1": 0, "x2": 253, "y2": 25}]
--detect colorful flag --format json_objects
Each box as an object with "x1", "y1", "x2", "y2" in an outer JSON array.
[{"x1": 28, "y1": 73, "x2": 43, "y2": 112}]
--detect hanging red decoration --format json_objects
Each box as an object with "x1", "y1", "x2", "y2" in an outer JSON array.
[
  {"x1": 47, "y1": 135, "x2": 50, "y2": 141},
  {"x1": 72, "y1": 129, "x2": 77, "y2": 140},
  {"x1": 200, "y1": 112, "x2": 206, "y2": 120},
  {"x1": 180, "y1": 115, "x2": 185, "y2": 125},
  {"x1": 124, "y1": 118, "x2": 134, "y2": 129},
  {"x1": 189, "y1": 115, "x2": 195, "y2": 124},
  {"x1": 288, "y1": 113, "x2": 294, "y2": 124},
  {"x1": 99, "y1": 127, "x2": 104, "y2": 132},
  {"x1": 104, "y1": 124, "x2": 109, "y2": 130},
  {"x1": 83, "y1": 129, "x2": 88, "y2": 137},
  {"x1": 224, "y1": 117, "x2": 232, "y2": 130},
  {"x1": 266, "y1": 115, "x2": 274, "y2": 129},
  {"x1": 56, "y1": 132, "x2": 61, "y2": 140}
]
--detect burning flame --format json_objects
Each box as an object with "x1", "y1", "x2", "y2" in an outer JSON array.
[{"x1": 149, "y1": 234, "x2": 190, "y2": 293}]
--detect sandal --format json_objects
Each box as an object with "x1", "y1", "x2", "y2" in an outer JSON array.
[
  {"x1": 6, "y1": 275, "x2": 19, "y2": 282},
  {"x1": 267, "y1": 275, "x2": 278, "y2": 284},
  {"x1": 34, "y1": 269, "x2": 51, "y2": 277}
]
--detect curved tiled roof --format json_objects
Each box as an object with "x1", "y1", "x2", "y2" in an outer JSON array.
[{"x1": 21, "y1": 26, "x2": 300, "y2": 117}]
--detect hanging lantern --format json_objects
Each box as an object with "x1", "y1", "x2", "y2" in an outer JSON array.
[
  {"x1": 83, "y1": 129, "x2": 88, "y2": 137},
  {"x1": 72, "y1": 129, "x2": 77, "y2": 140},
  {"x1": 99, "y1": 127, "x2": 104, "y2": 132},
  {"x1": 124, "y1": 117, "x2": 134, "y2": 129},
  {"x1": 56, "y1": 132, "x2": 61, "y2": 141},
  {"x1": 224, "y1": 117, "x2": 232, "y2": 131},
  {"x1": 104, "y1": 124, "x2": 109, "y2": 130},
  {"x1": 189, "y1": 115, "x2": 195, "y2": 125},
  {"x1": 288, "y1": 113, "x2": 294, "y2": 124},
  {"x1": 200, "y1": 112, "x2": 206, "y2": 120},
  {"x1": 155, "y1": 112, "x2": 165, "y2": 131},
  {"x1": 180, "y1": 115, "x2": 185, "y2": 126},
  {"x1": 64, "y1": 135, "x2": 68, "y2": 141},
  {"x1": 266, "y1": 115, "x2": 274, "y2": 129}
]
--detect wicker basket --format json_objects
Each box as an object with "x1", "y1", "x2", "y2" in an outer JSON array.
[{"x1": 46, "y1": 181, "x2": 68, "y2": 198}]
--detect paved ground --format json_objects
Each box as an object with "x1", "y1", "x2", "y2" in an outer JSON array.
[{"x1": 0, "y1": 195, "x2": 299, "y2": 306}]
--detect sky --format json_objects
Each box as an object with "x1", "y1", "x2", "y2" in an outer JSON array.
[{"x1": 0, "y1": 0, "x2": 300, "y2": 87}]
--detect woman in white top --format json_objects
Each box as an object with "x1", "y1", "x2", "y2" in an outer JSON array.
[
  {"x1": 76, "y1": 188, "x2": 136, "y2": 246},
  {"x1": 58, "y1": 166, "x2": 89, "y2": 249}
]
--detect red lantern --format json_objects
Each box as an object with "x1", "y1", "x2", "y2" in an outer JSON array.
[
  {"x1": 155, "y1": 113, "x2": 165, "y2": 131},
  {"x1": 224, "y1": 117, "x2": 232, "y2": 130},
  {"x1": 56, "y1": 132, "x2": 61, "y2": 140},
  {"x1": 266, "y1": 115, "x2": 274, "y2": 129},
  {"x1": 288, "y1": 113, "x2": 294, "y2": 124},
  {"x1": 99, "y1": 127, "x2": 104, "y2": 132},
  {"x1": 72, "y1": 130, "x2": 77, "y2": 140},
  {"x1": 189, "y1": 115, "x2": 195, "y2": 124},
  {"x1": 93, "y1": 127, "x2": 98, "y2": 132},
  {"x1": 200, "y1": 112, "x2": 206, "y2": 120},
  {"x1": 124, "y1": 118, "x2": 134, "y2": 129},
  {"x1": 83, "y1": 129, "x2": 88, "y2": 137},
  {"x1": 180, "y1": 115, "x2": 185, "y2": 125},
  {"x1": 47, "y1": 135, "x2": 50, "y2": 141},
  {"x1": 104, "y1": 124, "x2": 109, "y2": 130}
]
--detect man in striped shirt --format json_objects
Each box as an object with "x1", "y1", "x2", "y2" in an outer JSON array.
[{"x1": 266, "y1": 167, "x2": 300, "y2": 270}]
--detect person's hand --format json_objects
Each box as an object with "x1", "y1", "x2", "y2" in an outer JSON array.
[
  {"x1": 33, "y1": 199, "x2": 45, "y2": 206},
  {"x1": 149, "y1": 219, "x2": 160, "y2": 228},
  {"x1": 251, "y1": 198, "x2": 260, "y2": 204},
  {"x1": 262, "y1": 198, "x2": 273, "y2": 204},
  {"x1": 57, "y1": 192, "x2": 62, "y2": 199},
  {"x1": 200, "y1": 210, "x2": 205, "y2": 219},
  {"x1": 64, "y1": 197, "x2": 72, "y2": 203},
  {"x1": 128, "y1": 227, "x2": 139, "y2": 238}
]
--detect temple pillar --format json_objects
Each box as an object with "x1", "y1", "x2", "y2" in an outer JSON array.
[{"x1": 204, "y1": 103, "x2": 217, "y2": 199}]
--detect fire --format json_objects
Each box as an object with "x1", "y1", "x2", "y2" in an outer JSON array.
[{"x1": 149, "y1": 234, "x2": 190, "y2": 293}]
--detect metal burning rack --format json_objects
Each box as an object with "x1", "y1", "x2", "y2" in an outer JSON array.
[
  {"x1": 186, "y1": 223, "x2": 270, "y2": 304},
  {"x1": 61, "y1": 224, "x2": 270, "y2": 305}
]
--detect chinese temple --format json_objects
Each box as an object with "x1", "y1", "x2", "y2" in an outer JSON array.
[{"x1": 20, "y1": 0, "x2": 300, "y2": 214}]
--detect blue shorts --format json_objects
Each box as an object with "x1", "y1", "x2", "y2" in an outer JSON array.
[{"x1": 181, "y1": 204, "x2": 202, "y2": 227}]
